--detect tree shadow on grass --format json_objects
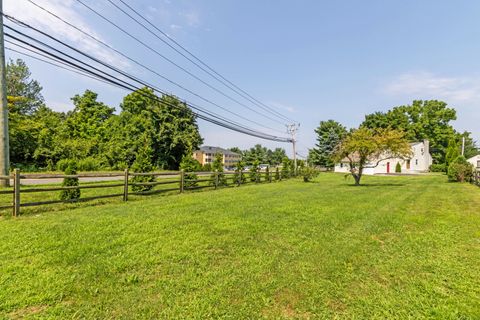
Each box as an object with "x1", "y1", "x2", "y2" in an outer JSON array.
[{"x1": 346, "y1": 183, "x2": 406, "y2": 187}]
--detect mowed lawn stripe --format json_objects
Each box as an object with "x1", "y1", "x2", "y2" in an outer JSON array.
[{"x1": 0, "y1": 174, "x2": 478, "y2": 319}]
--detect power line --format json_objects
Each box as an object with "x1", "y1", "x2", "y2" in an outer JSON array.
[
  {"x1": 5, "y1": 12, "x2": 285, "y2": 134},
  {"x1": 4, "y1": 22, "x2": 292, "y2": 142},
  {"x1": 108, "y1": 0, "x2": 295, "y2": 123},
  {"x1": 74, "y1": 0, "x2": 288, "y2": 127}
]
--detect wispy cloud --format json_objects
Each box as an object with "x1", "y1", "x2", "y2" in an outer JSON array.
[
  {"x1": 385, "y1": 71, "x2": 480, "y2": 103},
  {"x1": 4, "y1": 0, "x2": 129, "y2": 68},
  {"x1": 180, "y1": 11, "x2": 201, "y2": 27},
  {"x1": 267, "y1": 101, "x2": 297, "y2": 113}
]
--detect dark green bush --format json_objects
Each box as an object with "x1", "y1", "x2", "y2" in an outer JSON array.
[
  {"x1": 447, "y1": 156, "x2": 474, "y2": 182},
  {"x1": 275, "y1": 167, "x2": 280, "y2": 181},
  {"x1": 281, "y1": 157, "x2": 290, "y2": 178},
  {"x1": 430, "y1": 163, "x2": 447, "y2": 173},
  {"x1": 210, "y1": 153, "x2": 227, "y2": 187},
  {"x1": 233, "y1": 161, "x2": 246, "y2": 185},
  {"x1": 250, "y1": 160, "x2": 260, "y2": 183},
  {"x1": 56, "y1": 159, "x2": 75, "y2": 172},
  {"x1": 395, "y1": 162, "x2": 401, "y2": 173},
  {"x1": 130, "y1": 146, "x2": 156, "y2": 192},
  {"x1": 77, "y1": 157, "x2": 101, "y2": 171},
  {"x1": 301, "y1": 166, "x2": 320, "y2": 182},
  {"x1": 180, "y1": 156, "x2": 201, "y2": 188},
  {"x1": 60, "y1": 161, "x2": 80, "y2": 201}
]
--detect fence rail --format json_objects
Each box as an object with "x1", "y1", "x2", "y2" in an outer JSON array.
[{"x1": 0, "y1": 169, "x2": 289, "y2": 216}]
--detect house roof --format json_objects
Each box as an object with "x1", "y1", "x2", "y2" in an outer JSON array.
[
  {"x1": 467, "y1": 154, "x2": 480, "y2": 161},
  {"x1": 196, "y1": 146, "x2": 240, "y2": 156}
]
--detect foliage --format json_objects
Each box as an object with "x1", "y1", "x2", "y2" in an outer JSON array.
[
  {"x1": 333, "y1": 127, "x2": 412, "y2": 185},
  {"x1": 249, "y1": 160, "x2": 260, "y2": 183},
  {"x1": 240, "y1": 144, "x2": 286, "y2": 166},
  {"x1": 180, "y1": 156, "x2": 201, "y2": 188},
  {"x1": 59, "y1": 161, "x2": 80, "y2": 201},
  {"x1": 275, "y1": 167, "x2": 280, "y2": 181},
  {"x1": 447, "y1": 156, "x2": 474, "y2": 182},
  {"x1": 6, "y1": 58, "x2": 44, "y2": 115},
  {"x1": 130, "y1": 142, "x2": 156, "y2": 192},
  {"x1": 281, "y1": 157, "x2": 291, "y2": 178},
  {"x1": 211, "y1": 153, "x2": 227, "y2": 186},
  {"x1": 395, "y1": 162, "x2": 402, "y2": 173},
  {"x1": 445, "y1": 138, "x2": 460, "y2": 167},
  {"x1": 361, "y1": 100, "x2": 474, "y2": 164},
  {"x1": 301, "y1": 166, "x2": 320, "y2": 182},
  {"x1": 78, "y1": 157, "x2": 102, "y2": 172},
  {"x1": 202, "y1": 163, "x2": 212, "y2": 172},
  {"x1": 430, "y1": 163, "x2": 447, "y2": 173},
  {"x1": 310, "y1": 120, "x2": 347, "y2": 167},
  {"x1": 233, "y1": 161, "x2": 246, "y2": 185}
]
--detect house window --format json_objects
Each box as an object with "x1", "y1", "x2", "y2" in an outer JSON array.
[
  {"x1": 477, "y1": 160, "x2": 480, "y2": 168},
  {"x1": 415, "y1": 159, "x2": 418, "y2": 165},
  {"x1": 340, "y1": 163, "x2": 343, "y2": 168},
  {"x1": 406, "y1": 160, "x2": 410, "y2": 169}
]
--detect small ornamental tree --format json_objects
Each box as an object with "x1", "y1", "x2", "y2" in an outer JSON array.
[
  {"x1": 395, "y1": 162, "x2": 402, "y2": 173},
  {"x1": 180, "y1": 156, "x2": 201, "y2": 188},
  {"x1": 301, "y1": 166, "x2": 320, "y2": 182},
  {"x1": 60, "y1": 161, "x2": 80, "y2": 201},
  {"x1": 447, "y1": 156, "x2": 474, "y2": 182},
  {"x1": 281, "y1": 157, "x2": 291, "y2": 178},
  {"x1": 265, "y1": 166, "x2": 271, "y2": 182},
  {"x1": 211, "y1": 153, "x2": 227, "y2": 186},
  {"x1": 233, "y1": 161, "x2": 246, "y2": 185},
  {"x1": 275, "y1": 167, "x2": 280, "y2": 181},
  {"x1": 333, "y1": 128, "x2": 412, "y2": 185},
  {"x1": 131, "y1": 143, "x2": 156, "y2": 192},
  {"x1": 250, "y1": 160, "x2": 260, "y2": 183}
]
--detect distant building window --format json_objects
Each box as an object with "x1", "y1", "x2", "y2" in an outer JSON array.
[
  {"x1": 340, "y1": 163, "x2": 344, "y2": 168},
  {"x1": 477, "y1": 160, "x2": 480, "y2": 168},
  {"x1": 415, "y1": 159, "x2": 418, "y2": 165}
]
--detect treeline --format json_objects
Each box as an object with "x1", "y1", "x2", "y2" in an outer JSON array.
[
  {"x1": 8, "y1": 59, "x2": 202, "y2": 172},
  {"x1": 309, "y1": 100, "x2": 478, "y2": 170},
  {"x1": 229, "y1": 144, "x2": 287, "y2": 166}
]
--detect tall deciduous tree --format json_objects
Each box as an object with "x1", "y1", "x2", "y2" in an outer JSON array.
[
  {"x1": 333, "y1": 128, "x2": 412, "y2": 185},
  {"x1": 310, "y1": 120, "x2": 347, "y2": 167},
  {"x1": 361, "y1": 100, "x2": 457, "y2": 163}
]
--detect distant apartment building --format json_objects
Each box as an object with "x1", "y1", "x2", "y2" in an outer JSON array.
[{"x1": 193, "y1": 146, "x2": 241, "y2": 167}]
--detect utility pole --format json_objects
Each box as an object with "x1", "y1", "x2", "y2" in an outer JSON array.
[
  {"x1": 286, "y1": 123, "x2": 299, "y2": 174},
  {"x1": 0, "y1": 0, "x2": 10, "y2": 187},
  {"x1": 461, "y1": 136, "x2": 465, "y2": 156}
]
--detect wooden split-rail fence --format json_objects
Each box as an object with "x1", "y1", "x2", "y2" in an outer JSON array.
[
  {"x1": 472, "y1": 169, "x2": 480, "y2": 187},
  {"x1": 0, "y1": 169, "x2": 288, "y2": 216}
]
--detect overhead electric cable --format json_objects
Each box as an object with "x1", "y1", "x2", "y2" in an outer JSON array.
[
  {"x1": 4, "y1": 24, "x2": 291, "y2": 142},
  {"x1": 4, "y1": 13, "x2": 285, "y2": 134},
  {"x1": 107, "y1": 0, "x2": 294, "y2": 123},
  {"x1": 74, "y1": 0, "x2": 287, "y2": 126}
]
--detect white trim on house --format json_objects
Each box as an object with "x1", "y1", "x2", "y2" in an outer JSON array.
[
  {"x1": 334, "y1": 140, "x2": 433, "y2": 175},
  {"x1": 467, "y1": 155, "x2": 480, "y2": 169}
]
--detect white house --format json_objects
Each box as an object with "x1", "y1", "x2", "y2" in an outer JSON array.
[
  {"x1": 334, "y1": 140, "x2": 432, "y2": 175},
  {"x1": 467, "y1": 155, "x2": 480, "y2": 170}
]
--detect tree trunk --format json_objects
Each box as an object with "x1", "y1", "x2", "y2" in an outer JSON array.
[{"x1": 353, "y1": 174, "x2": 361, "y2": 185}]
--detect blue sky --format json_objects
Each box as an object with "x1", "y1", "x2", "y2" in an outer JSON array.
[{"x1": 5, "y1": 0, "x2": 480, "y2": 158}]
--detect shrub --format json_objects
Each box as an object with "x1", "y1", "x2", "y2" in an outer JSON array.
[
  {"x1": 301, "y1": 166, "x2": 320, "y2": 182},
  {"x1": 56, "y1": 159, "x2": 75, "y2": 172},
  {"x1": 395, "y1": 162, "x2": 401, "y2": 173},
  {"x1": 281, "y1": 157, "x2": 290, "y2": 178},
  {"x1": 202, "y1": 163, "x2": 212, "y2": 172},
  {"x1": 77, "y1": 157, "x2": 101, "y2": 171},
  {"x1": 60, "y1": 161, "x2": 80, "y2": 201},
  {"x1": 130, "y1": 145, "x2": 156, "y2": 192},
  {"x1": 447, "y1": 156, "x2": 474, "y2": 182},
  {"x1": 210, "y1": 153, "x2": 227, "y2": 187},
  {"x1": 233, "y1": 161, "x2": 246, "y2": 185},
  {"x1": 180, "y1": 156, "x2": 201, "y2": 188},
  {"x1": 250, "y1": 160, "x2": 260, "y2": 183},
  {"x1": 275, "y1": 167, "x2": 280, "y2": 181},
  {"x1": 430, "y1": 163, "x2": 447, "y2": 173}
]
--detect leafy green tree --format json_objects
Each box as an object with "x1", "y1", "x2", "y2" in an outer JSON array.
[
  {"x1": 310, "y1": 120, "x2": 347, "y2": 167},
  {"x1": 179, "y1": 155, "x2": 201, "y2": 188},
  {"x1": 361, "y1": 100, "x2": 457, "y2": 163},
  {"x1": 281, "y1": 157, "x2": 291, "y2": 178},
  {"x1": 250, "y1": 160, "x2": 260, "y2": 182},
  {"x1": 60, "y1": 161, "x2": 80, "y2": 201},
  {"x1": 333, "y1": 128, "x2": 412, "y2": 185},
  {"x1": 6, "y1": 58, "x2": 44, "y2": 115},
  {"x1": 233, "y1": 161, "x2": 246, "y2": 185},
  {"x1": 211, "y1": 153, "x2": 227, "y2": 186},
  {"x1": 130, "y1": 140, "x2": 156, "y2": 192},
  {"x1": 229, "y1": 147, "x2": 243, "y2": 157},
  {"x1": 395, "y1": 162, "x2": 402, "y2": 173},
  {"x1": 275, "y1": 167, "x2": 280, "y2": 181},
  {"x1": 458, "y1": 131, "x2": 479, "y2": 159},
  {"x1": 243, "y1": 144, "x2": 268, "y2": 165},
  {"x1": 445, "y1": 138, "x2": 460, "y2": 167},
  {"x1": 447, "y1": 156, "x2": 474, "y2": 182},
  {"x1": 268, "y1": 148, "x2": 287, "y2": 165}
]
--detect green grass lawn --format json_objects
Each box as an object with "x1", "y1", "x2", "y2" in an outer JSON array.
[{"x1": 0, "y1": 174, "x2": 479, "y2": 319}]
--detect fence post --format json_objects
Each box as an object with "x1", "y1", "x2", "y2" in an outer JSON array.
[
  {"x1": 123, "y1": 168, "x2": 129, "y2": 201},
  {"x1": 214, "y1": 170, "x2": 218, "y2": 189},
  {"x1": 180, "y1": 169, "x2": 185, "y2": 193},
  {"x1": 13, "y1": 169, "x2": 20, "y2": 217}
]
